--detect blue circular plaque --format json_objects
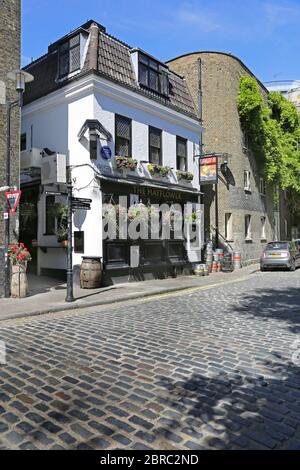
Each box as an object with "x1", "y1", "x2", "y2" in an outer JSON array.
[{"x1": 101, "y1": 146, "x2": 112, "y2": 160}]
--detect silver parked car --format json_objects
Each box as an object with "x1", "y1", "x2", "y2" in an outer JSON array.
[{"x1": 260, "y1": 241, "x2": 300, "y2": 271}]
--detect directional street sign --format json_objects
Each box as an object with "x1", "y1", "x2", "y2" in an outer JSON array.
[
  {"x1": 71, "y1": 197, "x2": 92, "y2": 211},
  {"x1": 72, "y1": 204, "x2": 91, "y2": 211},
  {"x1": 5, "y1": 190, "x2": 21, "y2": 215},
  {"x1": 45, "y1": 191, "x2": 67, "y2": 197},
  {"x1": 71, "y1": 197, "x2": 92, "y2": 204}
]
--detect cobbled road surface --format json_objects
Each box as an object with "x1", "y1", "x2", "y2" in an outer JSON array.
[{"x1": 1, "y1": 268, "x2": 300, "y2": 450}]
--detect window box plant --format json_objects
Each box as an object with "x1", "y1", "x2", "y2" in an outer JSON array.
[
  {"x1": 177, "y1": 170, "x2": 194, "y2": 182},
  {"x1": 115, "y1": 156, "x2": 138, "y2": 171},
  {"x1": 148, "y1": 164, "x2": 171, "y2": 178}
]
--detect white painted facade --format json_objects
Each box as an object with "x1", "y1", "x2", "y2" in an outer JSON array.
[{"x1": 21, "y1": 73, "x2": 202, "y2": 277}]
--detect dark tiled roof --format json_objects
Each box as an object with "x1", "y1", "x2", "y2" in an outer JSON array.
[{"x1": 24, "y1": 22, "x2": 198, "y2": 120}]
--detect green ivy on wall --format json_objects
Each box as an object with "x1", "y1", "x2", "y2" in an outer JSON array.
[{"x1": 237, "y1": 76, "x2": 300, "y2": 192}]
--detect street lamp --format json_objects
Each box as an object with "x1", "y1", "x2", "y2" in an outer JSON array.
[{"x1": 4, "y1": 70, "x2": 34, "y2": 298}]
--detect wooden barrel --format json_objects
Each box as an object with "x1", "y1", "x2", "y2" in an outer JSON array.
[
  {"x1": 233, "y1": 251, "x2": 242, "y2": 269},
  {"x1": 80, "y1": 257, "x2": 102, "y2": 289}
]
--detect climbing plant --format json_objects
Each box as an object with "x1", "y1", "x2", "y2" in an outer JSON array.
[{"x1": 237, "y1": 76, "x2": 300, "y2": 192}]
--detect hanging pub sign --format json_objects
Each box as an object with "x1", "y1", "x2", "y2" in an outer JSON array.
[{"x1": 199, "y1": 155, "x2": 218, "y2": 185}]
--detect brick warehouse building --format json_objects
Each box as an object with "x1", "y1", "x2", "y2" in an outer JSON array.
[
  {"x1": 167, "y1": 51, "x2": 291, "y2": 263},
  {"x1": 0, "y1": 0, "x2": 21, "y2": 295}
]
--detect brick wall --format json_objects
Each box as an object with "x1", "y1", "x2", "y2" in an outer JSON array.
[
  {"x1": 168, "y1": 52, "x2": 289, "y2": 264},
  {"x1": 0, "y1": 0, "x2": 21, "y2": 295}
]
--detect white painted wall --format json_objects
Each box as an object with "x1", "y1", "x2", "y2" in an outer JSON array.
[{"x1": 21, "y1": 74, "x2": 202, "y2": 273}]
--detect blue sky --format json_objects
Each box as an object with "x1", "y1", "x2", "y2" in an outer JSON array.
[{"x1": 22, "y1": 0, "x2": 300, "y2": 82}]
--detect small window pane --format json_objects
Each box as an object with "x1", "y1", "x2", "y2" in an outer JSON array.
[
  {"x1": 116, "y1": 115, "x2": 131, "y2": 140},
  {"x1": 74, "y1": 231, "x2": 84, "y2": 253},
  {"x1": 59, "y1": 52, "x2": 69, "y2": 77},
  {"x1": 46, "y1": 196, "x2": 56, "y2": 235},
  {"x1": 70, "y1": 45, "x2": 80, "y2": 72},
  {"x1": 150, "y1": 147, "x2": 160, "y2": 165},
  {"x1": 116, "y1": 138, "x2": 130, "y2": 157},
  {"x1": 149, "y1": 59, "x2": 158, "y2": 70},
  {"x1": 138, "y1": 63, "x2": 148, "y2": 86},
  {"x1": 69, "y1": 34, "x2": 80, "y2": 47},
  {"x1": 20, "y1": 133, "x2": 26, "y2": 151},
  {"x1": 90, "y1": 139, "x2": 97, "y2": 160},
  {"x1": 149, "y1": 127, "x2": 161, "y2": 148},
  {"x1": 139, "y1": 54, "x2": 149, "y2": 65},
  {"x1": 149, "y1": 69, "x2": 159, "y2": 91},
  {"x1": 177, "y1": 138, "x2": 187, "y2": 158}
]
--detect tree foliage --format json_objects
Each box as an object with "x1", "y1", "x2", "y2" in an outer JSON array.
[{"x1": 237, "y1": 76, "x2": 300, "y2": 191}]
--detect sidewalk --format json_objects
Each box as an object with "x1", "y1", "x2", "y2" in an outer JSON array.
[{"x1": 0, "y1": 264, "x2": 259, "y2": 322}]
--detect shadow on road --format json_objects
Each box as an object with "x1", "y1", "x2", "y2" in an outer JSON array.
[
  {"x1": 155, "y1": 352, "x2": 300, "y2": 449},
  {"x1": 233, "y1": 286, "x2": 300, "y2": 334}
]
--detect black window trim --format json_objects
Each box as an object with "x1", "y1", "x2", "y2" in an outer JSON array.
[
  {"x1": 58, "y1": 33, "x2": 81, "y2": 79},
  {"x1": 138, "y1": 52, "x2": 169, "y2": 96},
  {"x1": 45, "y1": 195, "x2": 56, "y2": 236},
  {"x1": 115, "y1": 114, "x2": 132, "y2": 158},
  {"x1": 20, "y1": 133, "x2": 27, "y2": 151},
  {"x1": 176, "y1": 136, "x2": 188, "y2": 171},
  {"x1": 149, "y1": 126, "x2": 162, "y2": 165}
]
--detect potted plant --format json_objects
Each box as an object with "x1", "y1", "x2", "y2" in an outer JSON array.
[
  {"x1": 115, "y1": 156, "x2": 138, "y2": 171},
  {"x1": 8, "y1": 242, "x2": 32, "y2": 298},
  {"x1": 148, "y1": 164, "x2": 171, "y2": 178},
  {"x1": 48, "y1": 202, "x2": 68, "y2": 247},
  {"x1": 177, "y1": 170, "x2": 194, "y2": 182}
]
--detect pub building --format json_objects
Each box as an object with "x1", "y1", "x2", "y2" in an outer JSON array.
[{"x1": 20, "y1": 20, "x2": 203, "y2": 285}]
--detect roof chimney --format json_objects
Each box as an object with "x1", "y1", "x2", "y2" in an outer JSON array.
[{"x1": 89, "y1": 22, "x2": 99, "y2": 71}]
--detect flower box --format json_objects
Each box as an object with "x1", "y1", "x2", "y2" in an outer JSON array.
[
  {"x1": 115, "y1": 156, "x2": 137, "y2": 171},
  {"x1": 147, "y1": 164, "x2": 171, "y2": 178},
  {"x1": 176, "y1": 170, "x2": 194, "y2": 181}
]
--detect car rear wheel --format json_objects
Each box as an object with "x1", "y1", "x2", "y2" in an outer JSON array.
[
  {"x1": 261, "y1": 266, "x2": 266, "y2": 272},
  {"x1": 290, "y1": 260, "x2": 296, "y2": 271}
]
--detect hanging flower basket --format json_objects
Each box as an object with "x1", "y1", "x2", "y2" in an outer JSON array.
[
  {"x1": 148, "y1": 164, "x2": 171, "y2": 178},
  {"x1": 127, "y1": 203, "x2": 149, "y2": 222}
]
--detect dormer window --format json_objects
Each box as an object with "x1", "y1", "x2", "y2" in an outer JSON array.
[
  {"x1": 59, "y1": 34, "x2": 81, "y2": 78},
  {"x1": 138, "y1": 53, "x2": 169, "y2": 96}
]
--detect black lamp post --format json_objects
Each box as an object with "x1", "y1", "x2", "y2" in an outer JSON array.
[{"x1": 4, "y1": 70, "x2": 34, "y2": 298}]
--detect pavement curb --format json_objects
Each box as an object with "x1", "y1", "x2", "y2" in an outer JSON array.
[{"x1": 0, "y1": 267, "x2": 258, "y2": 323}]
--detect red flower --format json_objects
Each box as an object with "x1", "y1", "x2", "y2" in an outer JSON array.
[{"x1": 19, "y1": 242, "x2": 24, "y2": 248}]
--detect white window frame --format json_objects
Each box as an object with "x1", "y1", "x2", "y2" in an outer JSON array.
[
  {"x1": 244, "y1": 170, "x2": 251, "y2": 192},
  {"x1": 225, "y1": 212, "x2": 233, "y2": 241},
  {"x1": 245, "y1": 214, "x2": 252, "y2": 240},
  {"x1": 261, "y1": 216, "x2": 266, "y2": 240},
  {"x1": 260, "y1": 177, "x2": 266, "y2": 196}
]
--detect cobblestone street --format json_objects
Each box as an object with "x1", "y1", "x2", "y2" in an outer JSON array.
[{"x1": 1, "y1": 268, "x2": 300, "y2": 450}]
